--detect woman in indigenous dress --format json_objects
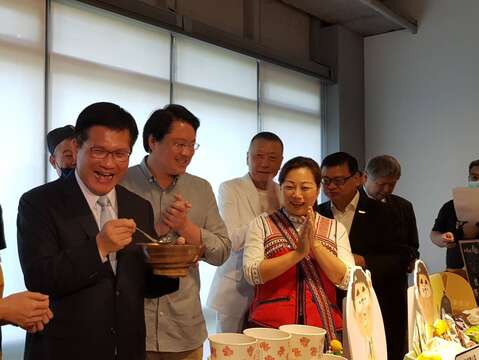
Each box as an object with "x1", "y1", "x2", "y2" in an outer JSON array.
[{"x1": 243, "y1": 156, "x2": 354, "y2": 342}]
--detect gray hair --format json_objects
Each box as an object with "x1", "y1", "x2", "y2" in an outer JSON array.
[{"x1": 365, "y1": 155, "x2": 401, "y2": 179}]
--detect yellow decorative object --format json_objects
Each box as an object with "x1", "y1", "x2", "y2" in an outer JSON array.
[
  {"x1": 416, "y1": 350, "x2": 442, "y2": 360},
  {"x1": 432, "y1": 319, "x2": 448, "y2": 337},
  {"x1": 330, "y1": 339, "x2": 343, "y2": 354},
  {"x1": 441, "y1": 272, "x2": 477, "y2": 314}
]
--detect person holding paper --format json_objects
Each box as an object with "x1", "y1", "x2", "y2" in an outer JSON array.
[{"x1": 430, "y1": 159, "x2": 479, "y2": 271}]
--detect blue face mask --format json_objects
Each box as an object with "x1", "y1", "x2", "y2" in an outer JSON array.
[
  {"x1": 60, "y1": 167, "x2": 75, "y2": 179},
  {"x1": 468, "y1": 181, "x2": 479, "y2": 189}
]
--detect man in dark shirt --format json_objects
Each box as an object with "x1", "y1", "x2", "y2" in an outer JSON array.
[
  {"x1": 363, "y1": 154, "x2": 420, "y2": 269},
  {"x1": 363, "y1": 154, "x2": 420, "y2": 357},
  {"x1": 430, "y1": 159, "x2": 479, "y2": 271}
]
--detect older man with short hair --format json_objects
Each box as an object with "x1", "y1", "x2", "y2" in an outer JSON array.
[
  {"x1": 207, "y1": 131, "x2": 284, "y2": 333},
  {"x1": 363, "y1": 154, "x2": 419, "y2": 267}
]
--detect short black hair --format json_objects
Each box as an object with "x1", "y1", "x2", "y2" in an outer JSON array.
[
  {"x1": 249, "y1": 132, "x2": 284, "y2": 151},
  {"x1": 143, "y1": 105, "x2": 200, "y2": 153},
  {"x1": 278, "y1": 156, "x2": 321, "y2": 187},
  {"x1": 75, "y1": 102, "x2": 138, "y2": 149},
  {"x1": 469, "y1": 159, "x2": 479, "y2": 172},
  {"x1": 320, "y1": 151, "x2": 359, "y2": 175}
]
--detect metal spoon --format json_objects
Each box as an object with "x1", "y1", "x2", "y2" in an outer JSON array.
[{"x1": 136, "y1": 226, "x2": 176, "y2": 244}]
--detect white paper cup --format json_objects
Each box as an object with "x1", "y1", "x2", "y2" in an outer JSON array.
[
  {"x1": 208, "y1": 333, "x2": 257, "y2": 360},
  {"x1": 279, "y1": 324, "x2": 327, "y2": 360},
  {"x1": 243, "y1": 328, "x2": 291, "y2": 360}
]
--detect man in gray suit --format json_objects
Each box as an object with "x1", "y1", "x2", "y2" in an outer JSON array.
[{"x1": 207, "y1": 132, "x2": 283, "y2": 332}]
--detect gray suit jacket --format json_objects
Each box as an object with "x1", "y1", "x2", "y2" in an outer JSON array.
[{"x1": 207, "y1": 174, "x2": 280, "y2": 315}]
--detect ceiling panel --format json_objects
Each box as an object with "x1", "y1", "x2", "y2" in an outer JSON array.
[{"x1": 280, "y1": 0, "x2": 416, "y2": 36}]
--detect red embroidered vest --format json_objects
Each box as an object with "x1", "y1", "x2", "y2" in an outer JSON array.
[{"x1": 249, "y1": 210, "x2": 342, "y2": 340}]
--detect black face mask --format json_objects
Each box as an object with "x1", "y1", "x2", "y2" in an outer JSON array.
[{"x1": 60, "y1": 167, "x2": 75, "y2": 179}]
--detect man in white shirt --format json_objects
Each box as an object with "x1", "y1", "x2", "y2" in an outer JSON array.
[{"x1": 207, "y1": 132, "x2": 283, "y2": 333}]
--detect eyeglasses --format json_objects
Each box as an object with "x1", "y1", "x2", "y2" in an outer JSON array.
[
  {"x1": 321, "y1": 174, "x2": 354, "y2": 186},
  {"x1": 172, "y1": 142, "x2": 200, "y2": 151},
  {"x1": 89, "y1": 147, "x2": 131, "y2": 162}
]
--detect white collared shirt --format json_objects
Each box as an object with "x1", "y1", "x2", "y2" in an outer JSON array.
[
  {"x1": 75, "y1": 171, "x2": 118, "y2": 227},
  {"x1": 75, "y1": 171, "x2": 118, "y2": 265},
  {"x1": 331, "y1": 191, "x2": 360, "y2": 235}
]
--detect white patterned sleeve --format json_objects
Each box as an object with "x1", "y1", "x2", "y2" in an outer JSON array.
[
  {"x1": 243, "y1": 216, "x2": 266, "y2": 285},
  {"x1": 335, "y1": 221, "x2": 355, "y2": 290}
]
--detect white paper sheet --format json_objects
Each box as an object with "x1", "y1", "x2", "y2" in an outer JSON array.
[{"x1": 452, "y1": 188, "x2": 479, "y2": 238}]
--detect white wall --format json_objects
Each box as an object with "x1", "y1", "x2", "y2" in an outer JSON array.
[{"x1": 364, "y1": 0, "x2": 479, "y2": 273}]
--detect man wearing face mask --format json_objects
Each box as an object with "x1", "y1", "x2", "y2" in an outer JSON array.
[
  {"x1": 430, "y1": 159, "x2": 479, "y2": 272},
  {"x1": 46, "y1": 125, "x2": 77, "y2": 178}
]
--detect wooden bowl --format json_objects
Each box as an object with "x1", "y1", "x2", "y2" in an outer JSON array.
[{"x1": 137, "y1": 243, "x2": 201, "y2": 277}]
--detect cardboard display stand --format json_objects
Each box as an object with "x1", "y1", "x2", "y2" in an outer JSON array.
[
  {"x1": 411, "y1": 260, "x2": 437, "y2": 355},
  {"x1": 460, "y1": 239, "x2": 479, "y2": 304},
  {"x1": 344, "y1": 267, "x2": 387, "y2": 360}
]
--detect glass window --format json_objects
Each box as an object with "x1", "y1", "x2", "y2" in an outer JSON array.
[
  {"x1": 175, "y1": 35, "x2": 257, "y2": 100},
  {"x1": 49, "y1": 0, "x2": 171, "y2": 180},
  {"x1": 173, "y1": 37, "x2": 258, "y2": 303},
  {"x1": 52, "y1": 0, "x2": 170, "y2": 79},
  {"x1": 260, "y1": 62, "x2": 322, "y2": 164},
  {"x1": 0, "y1": 1, "x2": 323, "y2": 350},
  {"x1": 0, "y1": 0, "x2": 45, "y2": 352},
  {"x1": 261, "y1": 61, "x2": 321, "y2": 113}
]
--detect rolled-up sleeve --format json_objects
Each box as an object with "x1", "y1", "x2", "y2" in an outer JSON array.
[{"x1": 243, "y1": 216, "x2": 266, "y2": 285}]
